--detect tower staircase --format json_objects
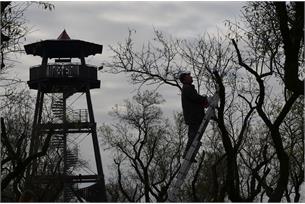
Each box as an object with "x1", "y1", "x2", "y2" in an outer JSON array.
[
  {"x1": 51, "y1": 98, "x2": 64, "y2": 122},
  {"x1": 48, "y1": 93, "x2": 84, "y2": 202}
]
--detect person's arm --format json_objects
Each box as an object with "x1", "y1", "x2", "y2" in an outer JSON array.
[{"x1": 184, "y1": 85, "x2": 208, "y2": 105}]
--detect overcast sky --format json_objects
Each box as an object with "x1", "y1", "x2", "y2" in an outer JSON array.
[{"x1": 9, "y1": 1, "x2": 245, "y2": 180}]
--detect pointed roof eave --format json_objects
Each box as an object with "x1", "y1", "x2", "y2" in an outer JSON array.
[
  {"x1": 57, "y1": 29, "x2": 71, "y2": 40},
  {"x1": 25, "y1": 31, "x2": 103, "y2": 58}
]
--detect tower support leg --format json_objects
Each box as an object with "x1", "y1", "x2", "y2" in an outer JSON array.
[
  {"x1": 62, "y1": 92, "x2": 68, "y2": 202},
  {"x1": 85, "y1": 88, "x2": 107, "y2": 202},
  {"x1": 26, "y1": 89, "x2": 44, "y2": 178}
]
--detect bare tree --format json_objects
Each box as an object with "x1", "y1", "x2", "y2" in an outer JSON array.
[
  {"x1": 0, "y1": 1, "x2": 54, "y2": 90},
  {"x1": 227, "y1": 2, "x2": 303, "y2": 201},
  {"x1": 0, "y1": 2, "x2": 54, "y2": 69},
  {"x1": 0, "y1": 87, "x2": 53, "y2": 200},
  {"x1": 100, "y1": 90, "x2": 184, "y2": 202}
]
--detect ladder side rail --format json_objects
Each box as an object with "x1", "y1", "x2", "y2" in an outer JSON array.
[
  {"x1": 167, "y1": 92, "x2": 219, "y2": 202},
  {"x1": 167, "y1": 109, "x2": 213, "y2": 202}
]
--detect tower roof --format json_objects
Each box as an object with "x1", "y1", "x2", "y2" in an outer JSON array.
[
  {"x1": 57, "y1": 29, "x2": 71, "y2": 40},
  {"x1": 24, "y1": 31, "x2": 103, "y2": 58}
]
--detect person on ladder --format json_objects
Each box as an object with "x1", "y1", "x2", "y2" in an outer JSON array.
[{"x1": 178, "y1": 71, "x2": 209, "y2": 163}]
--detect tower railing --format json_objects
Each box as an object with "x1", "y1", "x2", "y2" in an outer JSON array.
[
  {"x1": 29, "y1": 63, "x2": 98, "y2": 81},
  {"x1": 66, "y1": 109, "x2": 88, "y2": 123},
  {"x1": 51, "y1": 98, "x2": 88, "y2": 123}
]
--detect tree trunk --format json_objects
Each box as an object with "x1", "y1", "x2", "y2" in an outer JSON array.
[
  {"x1": 268, "y1": 129, "x2": 289, "y2": 202},
  {"x1": 226, "y1": 153, "x2": 242, "y2": 202},
  {"x1": 214, "y1": 72, "x2": 242, "y2": 202},
  {"x1": 144, "y1": 171, "x2": 150, "y2": 202},
  {"x1": 274, "y1": 2, "x2": 304, "y2": 95}
]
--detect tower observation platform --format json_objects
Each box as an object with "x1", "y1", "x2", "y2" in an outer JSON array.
[{"x1": 25, "y1": 30, "x2": 102, "y2": 92}]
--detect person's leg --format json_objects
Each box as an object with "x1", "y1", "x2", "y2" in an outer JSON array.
[
  {"x1": 183, "y1": 124, "x2": 199, "y2": 159},
  {"x1": 186, "y1": 125, "x2": 197, "y2": 150}
]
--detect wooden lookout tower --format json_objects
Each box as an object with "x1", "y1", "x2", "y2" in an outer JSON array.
[{"x1": 24, "y1": 30, "x2": 107, "y2": 202}]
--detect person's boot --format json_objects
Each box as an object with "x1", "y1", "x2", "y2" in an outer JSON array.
[{"x1": 210, "y1": 109, "x2": 217, "y2": 120}]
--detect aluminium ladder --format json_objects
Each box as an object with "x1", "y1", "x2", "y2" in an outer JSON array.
[{"x1": 167, "y1": 90, "x2": 219, "y2": 202}]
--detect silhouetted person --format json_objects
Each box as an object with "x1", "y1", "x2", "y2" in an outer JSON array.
[
  {"x1": 18, "y1": 190, "x2": 35, "y2": 202},
  {"x1": 179, "y1": 71, "x2": 209, "y2": 162}
]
